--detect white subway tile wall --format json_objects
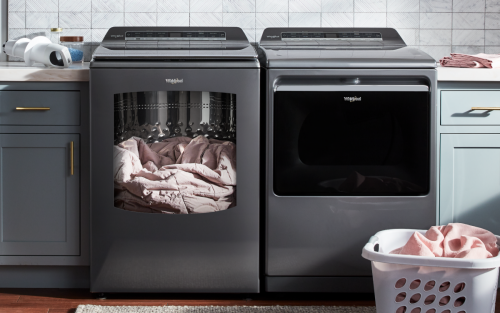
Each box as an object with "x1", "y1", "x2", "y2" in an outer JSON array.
[{"x1": 7, "y1": 0, "x2": 500, "y2": 61}]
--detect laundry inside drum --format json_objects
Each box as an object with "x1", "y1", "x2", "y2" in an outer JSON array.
[{"x1": 113, "y1": 91, "x2": 237, "y2": 214}]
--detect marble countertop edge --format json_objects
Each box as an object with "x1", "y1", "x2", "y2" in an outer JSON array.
[
  {"x1": 436, "y1": 66, "x2": 500, "y2": 82},
  {"x1": 0, "y1": 62, "x2": 89, "y2": 82},
  {"x1": 0, "y1": 62, "x2": 500, "y2": 83}
]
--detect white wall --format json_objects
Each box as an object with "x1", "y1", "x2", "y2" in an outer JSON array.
[
  {"x1": 6, "y1": 0, "x2": 500, "y2": 61},
  {"x1": 0, "y1": 0, "x2": 7, "y2": 61}
]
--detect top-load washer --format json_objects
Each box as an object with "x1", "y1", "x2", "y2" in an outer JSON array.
[
  {"x1": 258, "y1": 28, "x2": 437, "y2": 292},
  {"x1": 90, "y1": 27, "x2": 260, "y2": 293}
]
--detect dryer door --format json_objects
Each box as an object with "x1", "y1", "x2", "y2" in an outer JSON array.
[
  {"x1": 273, "y1": 85, "x2": 430, "y2": 196},
  {"x1": 266, "y1": 71, "x2": 436, "y2": 284}
]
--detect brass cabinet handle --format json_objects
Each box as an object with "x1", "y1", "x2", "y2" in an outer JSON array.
[
  {"x1": 471, "y1": 107, "x2": 500, "y2": 110},
  {"x1": 70, "y1": 141, "x2": 74, "y2": 176},
  {"x1": 16, "y1": 107, "x2": 50, "y2": 111}
]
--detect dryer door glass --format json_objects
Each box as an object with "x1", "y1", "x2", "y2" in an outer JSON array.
[
  {"x1": 273, "y1": 90, "x2": 430, "y2": 196},
  {"x1": 113, "y1": 91, "x2": 236, "y2": 214}
]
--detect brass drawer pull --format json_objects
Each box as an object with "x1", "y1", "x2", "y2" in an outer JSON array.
[
  {"x1": 70, "y1": 141, "x2": 74, "y2": 176},
  {"x1": 471, "y1": 107, "x2": 500, "y2": 110},
  {"x1": 16, "y1": 107, "x2": 50, "y2": 111}
]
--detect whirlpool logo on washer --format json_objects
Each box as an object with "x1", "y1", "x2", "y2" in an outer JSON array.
[
  {"x1": 166, "y1": 78, "x2": 183, "y2": 84},
  {"x1": 344, "y1": 96, "x2": 361, "y2": 102}
]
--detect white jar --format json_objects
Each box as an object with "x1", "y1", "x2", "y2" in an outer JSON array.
[{"x1": 50, "y1": 28, "x2": 63, "y2": 44}]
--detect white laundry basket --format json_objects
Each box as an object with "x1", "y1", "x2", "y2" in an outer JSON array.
[{"x1": 362, "y1": 229, "x2": 500, "y2": 313}]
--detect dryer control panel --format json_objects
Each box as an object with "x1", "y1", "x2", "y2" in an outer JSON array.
[
  {"x1": 259, "y1": 27, "x2": 407, "y2": 48},
  {"x1": 281, "y1": 32, "x2": 382, "y2": 41}
]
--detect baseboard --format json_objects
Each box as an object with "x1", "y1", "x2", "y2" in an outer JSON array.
[{"x1": 0, "y1": 266, "x2": 89, "y2": 288}]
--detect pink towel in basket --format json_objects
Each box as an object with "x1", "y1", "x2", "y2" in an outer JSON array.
[
  {"x1": 439, "y1": 53, "x2": 500, "y2": 68},
  {"x1": 391, "y1": 223, "x2": 499, "y2": 259}
]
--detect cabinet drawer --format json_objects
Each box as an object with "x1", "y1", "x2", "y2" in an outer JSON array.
[
  {"x1": 0, "y1": 91, "x2": 80, "y2": 126},
  {"x1": 441, "y1": 90, "x2": 500, "y2": 125}
]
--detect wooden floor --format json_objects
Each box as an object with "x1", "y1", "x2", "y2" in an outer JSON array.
[
  {"x1": 0, "y1": 289, "x2": 498, "y2": 312},
  {"x1": 0, "y1": 289, "x2": 378, "y2": 313}
]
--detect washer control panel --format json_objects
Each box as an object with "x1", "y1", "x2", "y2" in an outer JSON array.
[{"x1": 125, "y1": 31, "x2": 226, "y2": 40}]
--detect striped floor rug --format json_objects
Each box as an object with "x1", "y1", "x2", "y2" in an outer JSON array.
[{"x1": 76, "y1": 305, "x2": 377, "y2": 313}]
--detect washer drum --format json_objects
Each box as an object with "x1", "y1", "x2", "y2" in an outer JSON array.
[{"x1": 114, "y1": 91, "x2": 236, "y2": 144}]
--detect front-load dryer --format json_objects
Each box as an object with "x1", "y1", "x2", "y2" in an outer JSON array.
[{"x1": 258, "y1": 27, "x2": 437, "y2": 293}]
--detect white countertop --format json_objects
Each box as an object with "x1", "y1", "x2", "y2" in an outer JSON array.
[
  {"x1": 0, "y1": 62, "x2": 89, "y2": 82},
  {"x1": 437, "y1": 66, "x2": 500, "y2": 82},
  {"x1": 0, "y1": 62, "x2": 498, "y2": 83}
]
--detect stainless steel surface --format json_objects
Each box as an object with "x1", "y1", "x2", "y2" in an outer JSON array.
[
  {"x1": 258, "y1": 47, "x2": 436, "y2": 69},
  {"x1": 264, "y1": 67, "x2": 436, "y2": 285},
  {"x1": 260, "y1": 28, "x2": 404, "y2": 48},
  {"x1": 259, "y1": 27, "x2": 436, "y2": 293},
  {"x1": 90, "y1": 60, "x2": 259, "y2": 69},
  {"x1": 90, "y1": 27, "x2": 260, "y2": 293},
  {"x1": 257, "y1": 28, "x2": 436, "y2": 69},
  {"x1": 91, "y1": 67, "x2": 260, "y2": 293},
  {"x1": 93, "y1": 45, "x2": 257, "y2": 59},
  {"x1": 266, "y1": 277, "x2": 374, "y2": 293},
  {"x1": 93, "y1": 27, "x2": 257, "y2": 60},
  {"x1": 114, "y1": 91, "x2": 236, "y2": 144}
]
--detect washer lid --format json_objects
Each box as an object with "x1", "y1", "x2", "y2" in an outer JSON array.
[{"x1": 92, "y1": 27, "x2": 257, "y2": 60}]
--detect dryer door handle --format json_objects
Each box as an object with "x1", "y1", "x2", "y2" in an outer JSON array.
[{"x1": 274, "y1": 84, "x2": 429, "y2": 92}]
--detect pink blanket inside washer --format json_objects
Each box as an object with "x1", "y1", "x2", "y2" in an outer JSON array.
[{"x1": 113, "y1": 135, "x2": 236, "y2": 214}]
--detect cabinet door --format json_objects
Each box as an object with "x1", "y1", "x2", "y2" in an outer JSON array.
[
  {"x1": 440, "y1": 134, "x2": 500, "y2": 235},
  {"x1": 0, "y1": 134, "x2": 80, "y2": 256}
]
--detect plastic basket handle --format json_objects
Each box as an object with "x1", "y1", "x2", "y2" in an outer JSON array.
[
  {"x1": 361, "y1": 235, "x2": 380, "y2": 261},
  {"x1": 364, "y1": 235, "x2": 379, "y2": 252}
]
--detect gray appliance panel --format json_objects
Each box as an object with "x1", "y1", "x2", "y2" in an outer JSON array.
[
  {"x1": 258, "y1": 46, "x2": 436, "y2": 69},
  {"x1": 265, "y1": 69, "x2": 436, "y2": 280},
  {"x1": 266, "y1": 277, "x2": 374, "y2": 293},
  {"x1": 259, "y1": 28, "x2": 405, "y2": 47},
  {"x1": 90, "y1": 60, "x2": 259, "y2": 69},
  {"x1": 93, "y1": 45, "x2": 257, "y2": 59},
  {"x1": 90, "y1": 68, "x2": 259, "y2": 293},
  {"x1": 102, "y1": 27, "x2": 248, "y2": 43}
]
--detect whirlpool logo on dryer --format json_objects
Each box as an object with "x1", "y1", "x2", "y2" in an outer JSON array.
[
  {"x1": 166, "y1": 78, "x2": 183, "y2": 84},
  {"x1": 344, "y1": 96, "x2": 361, "y2": 102}
]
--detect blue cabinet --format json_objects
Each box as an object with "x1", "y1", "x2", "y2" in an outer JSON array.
[
  {"x1": 0, "y1": 134, "x2": 80, "y2": 256},
  {"x1": 438, "y1": 82, "x2": 500, "y2": 236},
  {"x1": 0, "y1": 91, "x2": 80, "y2": 126},
  {"x1": 0, "y1": 82, "x2": 89, "y2": 266},
  {"x1": 440, "y1": 134, "x2": 500, "y2": 233},
  {"x1": 441, "y1": 90, "x2": 500, "y2": 125}
]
